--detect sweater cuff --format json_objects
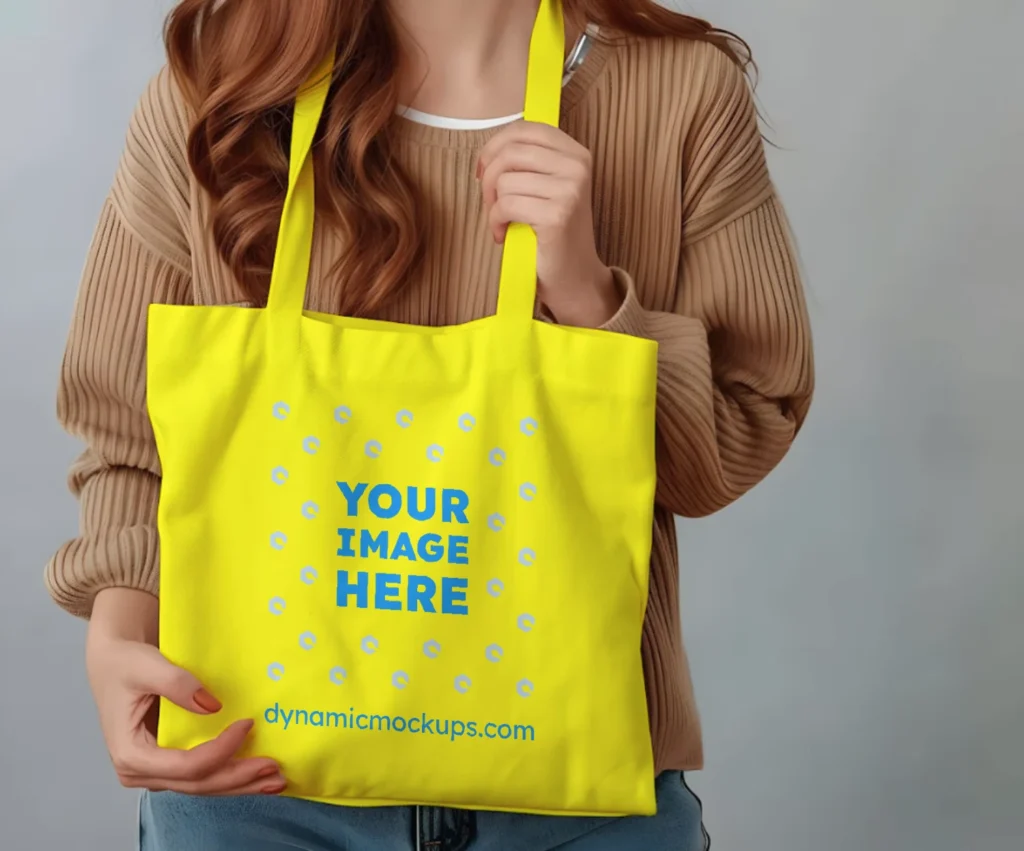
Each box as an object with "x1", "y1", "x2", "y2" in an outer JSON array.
[
  {"x1": 45, "y1": 466, "x2": 160, "y2": 619},
  {"x1": 600, "y1": 267, "x2": 650, "y2": 339}
]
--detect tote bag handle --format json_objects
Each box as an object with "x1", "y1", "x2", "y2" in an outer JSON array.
[{"x1": 266, "y1": 0, "x2": 565, "y2": 324}]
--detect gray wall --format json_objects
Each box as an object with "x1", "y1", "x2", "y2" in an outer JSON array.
[{"x1": 1, "y1": 0, "x2": 1021, "y2": 848}]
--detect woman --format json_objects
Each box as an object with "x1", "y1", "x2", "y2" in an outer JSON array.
[{"x1": 48, "y1": 0, "x2": 813, "y2": 848}]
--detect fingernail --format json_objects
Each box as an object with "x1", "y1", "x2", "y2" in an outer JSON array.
[
  {"x1": 257, "y1": 766, "x2": 279, "y2": 778},
  {"x1": 192, "y1": 689, "x2": 222, "y2": 713},
  {"x1": 262, "y1": 782, "x2": 287, "y2": 795}
]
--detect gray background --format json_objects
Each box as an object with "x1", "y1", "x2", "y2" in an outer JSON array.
[{"x1": 1, "y1": 0, "x2": 1021, "y2": 848}]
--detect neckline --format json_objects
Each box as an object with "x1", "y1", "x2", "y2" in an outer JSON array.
[
  {"x1": 397, "y1": 107, "x2": 524, "y2": 130},
  {"x1": 392, "y1": 37, "x2": 612, "y2": 149},
  {"x1": 395, "y1": 23, "x2": 596, "y2": 134}
]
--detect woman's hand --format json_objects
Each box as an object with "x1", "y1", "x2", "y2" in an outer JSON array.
[
  {"x1": 86, "y1": 589, "x2": 286, "y2": 796},
  {"x1": 478, "y1": 121, "x2": 621, "y2": 327}
]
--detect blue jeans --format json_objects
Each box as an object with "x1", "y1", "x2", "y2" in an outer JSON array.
[{"x1": 139, "y1": 772, "x2": 708, "y2": 850}]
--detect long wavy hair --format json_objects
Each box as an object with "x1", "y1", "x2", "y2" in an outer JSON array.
[{"x1": 165, "y1": 1, "x2": 752, "y2": 316}]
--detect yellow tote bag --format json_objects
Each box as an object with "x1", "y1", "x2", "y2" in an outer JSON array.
[{"x1": 151, "y1": 0, "x2": 658, "y2": 816}]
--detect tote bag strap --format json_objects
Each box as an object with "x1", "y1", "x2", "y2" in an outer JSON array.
[
  {"x1": 494, "y1": 0, "x2": 564, "y2": 321},
  {"x1": 266, "y1": 53, "x2": 334, "y2": 318},
  {"x1": 266, "y1": 0, "x2": 565, "y2": 323}
]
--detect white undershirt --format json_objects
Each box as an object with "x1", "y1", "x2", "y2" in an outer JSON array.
[
  {"x1": 398, "y1": 108, "x2": 524, "y2": 131},
  {"x1": 398, "y1": 24, "x2": 597, "y2": 130}
]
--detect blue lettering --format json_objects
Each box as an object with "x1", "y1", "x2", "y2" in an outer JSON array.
[
  {"x1": 442, "y1": 577, "x2": 469, "y2": 615},
  {"x1": 409, "y1": 717, "x2": 421, "y2": 733},
  {"x1": 336, "y1": 482, "x2": 367, "y2": 516},
  {"x1": 375, "y1": 573, "x2": 402, "y2": 610},
  {"x1": 368, "y1": 484, "x2": 401, "y2": 519},
  {"x1": 422, "y1": 714, "x2": 434, "y2": 735},
  {"x1": 448, "y1": 535, "x2": 469, "y2": 565},
  {"x1": 390, "y1": 532, "x2": 417, "y2": 561},
  {"x1": 442, "y1": 489, "x2": 469, "y2": 524},
  {"x1": 343, "y1": 530, "x2": 468, "y2": 566},
  {"x1": 336, "y1": 570, "x2": 369, "y2": 608},
  {"x1": 356, "y1": 714, "x2": 369, "y2": 730},
  {"x1": 408, "y1": 487, "x2": 435, "y2": 521},
  {"x1": 417, "y1": 533, "x2": 444, "y2": 563},
  {"x1": 336, "y1": 527, "x2": 356, "y2": 557},
  {"x1": 264, "y1": 703, "x2": 279, "y2": 724},
  {"x1": 338, "y1": 571, "x2": 471, "y2": 614},
  {"x1": 360, "y1": 529, "x2": 389, "y2": 559},
  {"x1": 407, "y1": 575, "x2": 437, "y2": 613}
]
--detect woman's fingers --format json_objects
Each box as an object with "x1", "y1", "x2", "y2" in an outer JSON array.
[
  {"x1": 121, "y1": 642, "x2": 221, "y2": 716},
  {"x1": 495, "y1": 171, "x2": 564, "y2": 201},
  {"x1": 183, "y1": 759, "x2": 287, "y2": 797},
  {"x1": 487, "y1": 173, "x2": 573, "y2": 241},
  {"x1": 480, "y1": 142, "x2": 580, "y2": 206},
  {"x1": 207, "y1": 775, "x2": 288, "y2": 798},
  {"x1": 489, "y1": 195, "x2": 543, "y2": 243},
  {"x1": 477, "y1": 120, "x2": 577, "y2": 172},
  {"x1": 114, "y1": 719, "x2": 260, "y2": 786},
  {"x1": 488, "y1": 190, "x2": 580, "y2": 243},
  {"x1": 88, "y1": 628, "x2": 285, "y2": 798},
  {"x1": 134, "y1": 757, "x2": 287, "y2": 797},
  {"x1": 478, "y1": 123, "x2": 592, "y2": 246}
]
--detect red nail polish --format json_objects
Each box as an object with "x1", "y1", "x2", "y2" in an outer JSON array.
[{"x1": 192, "y1": 689, "x2": 222, "y2": 713}]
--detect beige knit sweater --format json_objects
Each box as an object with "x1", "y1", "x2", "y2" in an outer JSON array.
[{"x1": 47, "y1": 35, "x2": 813, "y2": 773}]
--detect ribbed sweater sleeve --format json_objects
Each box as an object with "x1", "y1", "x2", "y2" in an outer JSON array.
[
  {"x1": 46, "y1": 68, "x2": 192, "y2": 617},
  {"x1": 602, "y1": 50, "x2": 814, "y2": 517}
]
